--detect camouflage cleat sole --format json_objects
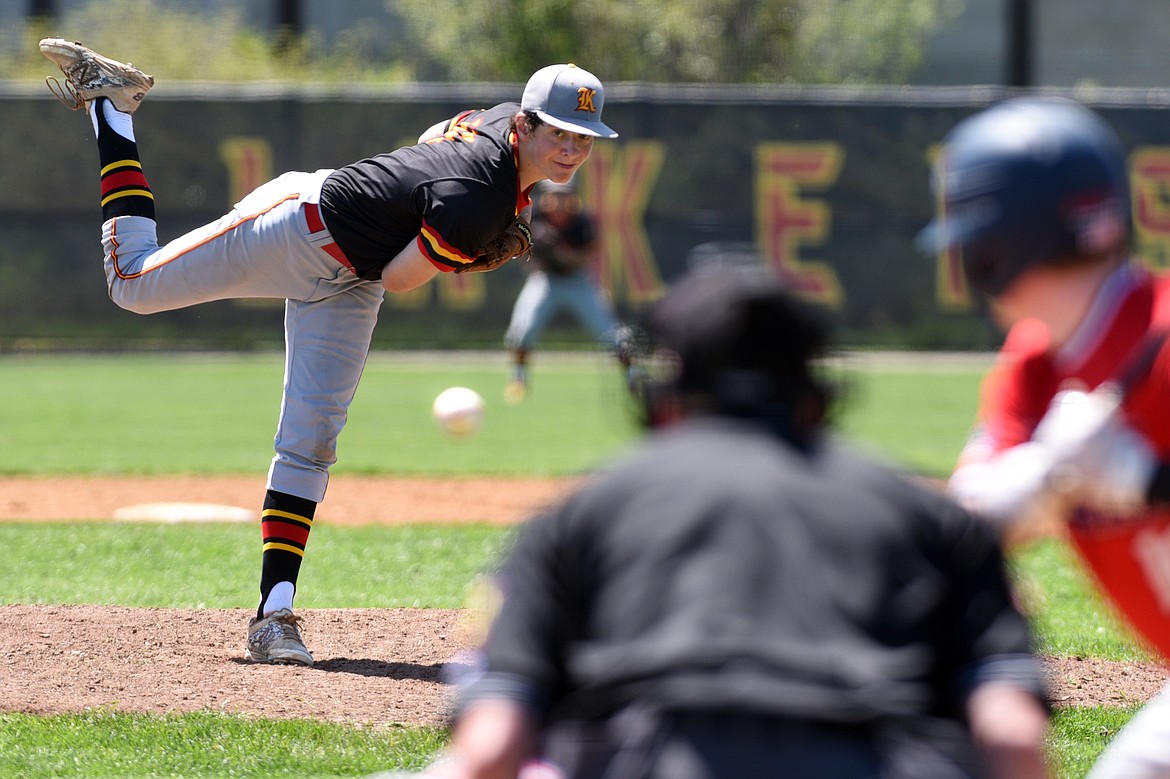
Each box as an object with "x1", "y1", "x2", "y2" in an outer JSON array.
[{"x1": 39, "y1": 37, "x2": 154, "y2": 114}]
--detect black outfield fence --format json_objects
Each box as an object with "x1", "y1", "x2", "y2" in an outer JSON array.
[{"x1": 4, "y1": 82, "x2": 1170, "y2": 351}]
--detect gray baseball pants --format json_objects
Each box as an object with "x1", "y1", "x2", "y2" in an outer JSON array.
[
  {"x1": 100, "y1": 169, "x2": 385, "y2": 503},
  {"x1": 504, "y1": 270, "x2": 622, "y2": 351}
]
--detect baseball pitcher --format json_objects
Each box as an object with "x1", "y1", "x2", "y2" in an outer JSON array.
[{"x1": 39, "y1": 38, "x2": 618, "y2": 667}]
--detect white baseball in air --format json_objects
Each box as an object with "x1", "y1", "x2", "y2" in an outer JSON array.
[{"x1": 432, "y1": 387, "x2": 485, "y2": 438}]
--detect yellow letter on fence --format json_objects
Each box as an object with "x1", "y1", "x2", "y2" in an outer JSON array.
[
  {"x1": 755, "y1": 143, "x2": 843, "y2": 307},
  {"x1": 1130, "y1": 147, "x2": 1170, "y2": 271},
  {"x1": 219, "y1": 138, "x2": 274, "y2": 205},
  {"x1": 582, "y1": 142, "x2": 667, "y2": 305}
]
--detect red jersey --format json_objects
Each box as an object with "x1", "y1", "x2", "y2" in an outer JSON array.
[
  {"x1": 964, "y1": 263, "x2": 1170, "y2": 460},
  {"x1": 961, "y1": 261, "x2": 1170, "y2": 657}
]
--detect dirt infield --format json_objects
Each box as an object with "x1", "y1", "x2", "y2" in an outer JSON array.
[
  {"x1": 0, "y1": 474, "x2": 580, "y2": 525},
  {"x1": 0, "y1": 475, "x2": 1166, "y2": 727}
]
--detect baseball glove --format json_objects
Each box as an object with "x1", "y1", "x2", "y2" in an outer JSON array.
[{"x1": 455, "y1": 217, "x2": 533, "y2": 274}]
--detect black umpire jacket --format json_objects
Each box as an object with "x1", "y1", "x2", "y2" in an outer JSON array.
[{"x1": 463, "y1": 415, "x2": 1044, "y2": 768}]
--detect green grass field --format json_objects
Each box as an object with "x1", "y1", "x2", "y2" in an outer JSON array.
[
  {"x1": 0, "y1": 352, "x2": 1153, "y2": 777},
  {"x1": 0, "y1": 351, "x2": 639, "y2": 477},
  {"x1": 0, "y1": 350, "x2": 985, "y2": 478}
]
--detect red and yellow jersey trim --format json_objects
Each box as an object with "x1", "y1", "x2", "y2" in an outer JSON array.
[
  {"x1": 510, "y1": 131, "x2": 533, "y2": 214},
  {"x1": 418, "y1": 220, "x2": 476, "y2": 272}
]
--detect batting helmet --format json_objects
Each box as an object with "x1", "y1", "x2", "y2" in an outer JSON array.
[{"x1": 920, "y1": 97, "x2": 1131, "y2": 297}]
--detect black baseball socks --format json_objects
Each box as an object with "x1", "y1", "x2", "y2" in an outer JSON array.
[
  {"x1": 257, "y1": 490, "x2": 316, "y2": 619},
  {"x1": 90, "y1": 96, "x2": 155, "y2": 221}
]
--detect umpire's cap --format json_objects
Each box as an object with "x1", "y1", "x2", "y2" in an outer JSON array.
[
  {"x1": 644, "y1": 261, "x2": 832, "y2": 427},
  {"x1": 919, "y1": 96, "x2": 1130, "y2": 298}
]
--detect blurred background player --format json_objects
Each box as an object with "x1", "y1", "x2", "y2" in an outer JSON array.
[
  {"x1": 39, "y1": 38, "x2": 617, "y2": 667},
  {"x1": 429, "y1": 261, "x2": 1049, "y2": 779},
  {"x1": 502, "y1": 180, "x2": 633, "y2": 403},
  {"x1": 923, "y1": 96, "x2": 1170, "y2": 779}
]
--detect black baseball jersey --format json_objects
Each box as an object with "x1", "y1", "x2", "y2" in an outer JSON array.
[
  {"x1": 470, "y1": 416, "x2": 1043, "y2": 728},
  {"x1": 319, "y1": 102, "x2": 533, "y2": 280},
  {"x1": 530, "y1": 210, "x2": 595, "y2": 276}
]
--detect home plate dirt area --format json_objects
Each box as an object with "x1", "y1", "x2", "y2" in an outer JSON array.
[{"x1": 0, "y1": 475, "x2": 1166, "y2": 726}]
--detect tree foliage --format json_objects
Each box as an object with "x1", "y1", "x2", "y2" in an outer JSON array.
[
  {"x1": 395, "y1": 0, "x2": 961, "y2": 84},
  {"x1": 1, "y1": 0, "x2": 959, "y2": 85},
  {"x1": 1, "y1": 0, "x2": 415, "y2": 84}
]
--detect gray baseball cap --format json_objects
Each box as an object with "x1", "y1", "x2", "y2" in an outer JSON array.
[{"x1": 521, "y1": 63, "x2": 618, "y2": 139}]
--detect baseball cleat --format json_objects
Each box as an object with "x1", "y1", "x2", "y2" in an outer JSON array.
[
  {"x1": 39, "y1": 37, "x2": 154, "y2": 114},
  {"x1": 504, "y1": 379, "x2": 527, "y2": 405},
  {"x1": 504, "y1": 366, "x2": 528, "y2": 405},
  {"x1": 246, "y1": 608, "x2": 314, "y2": 666}
]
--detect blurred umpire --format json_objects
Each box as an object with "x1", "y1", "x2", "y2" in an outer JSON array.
[{"x1": 435, "y1": 261, "x2": 1050, "y2": 779}]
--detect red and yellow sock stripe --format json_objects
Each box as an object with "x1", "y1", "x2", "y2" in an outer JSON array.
[
  {"x1": 100, "y1": 159, "x2": 153, "y2": 208},
  {"x1": 261, "y1": 508, "x2": 312, "y2": 557}
]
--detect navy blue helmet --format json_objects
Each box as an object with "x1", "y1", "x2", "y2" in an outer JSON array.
[{"x1": 921, "y1": 97, "x2": 1131, "y2": 297}]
